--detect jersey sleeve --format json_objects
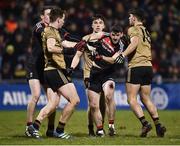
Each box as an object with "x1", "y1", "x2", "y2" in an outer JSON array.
[{"x1": 128, "y1": 26, "x2": 139, "y2": 38}]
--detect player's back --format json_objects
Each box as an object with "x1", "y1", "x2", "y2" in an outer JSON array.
[
  {"x1": 127, "y1": 25, "x2": 152, "y2": 68},
  {"x1": 32, "y1": 22, "x2": 45, "y2": 60}
]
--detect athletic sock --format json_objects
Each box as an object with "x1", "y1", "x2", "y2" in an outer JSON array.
[
  {"x1": 139, "y1": 116, "x2": 149, "y2": 126},
  {"x1": 153, "y1": 117, "x2": 161, "y2": 128},
  {"x1": 27, "y1": 122, "x2": 32, "y2": 126},
  {"x1": 33, "y1": 120, "x2": 41, "y2": 130},
  {"x1": 47, "y1": 111, "x2": 56, "y2": 131},
  {"x1": 88, "y1": 124, "x2": 94, "y2": 131},
  {"x1": 47, "y1": 124, "x2": 54, "y2": 131},
  {"x1": 109, "y1": 119, "x2": 114, "y2": 128},
  {"x1": 56, "y1": 121, "x2": 65, "y2": 133},
  {"x1": 97, "y1": 125, "x2": 103, "y2": 131}
]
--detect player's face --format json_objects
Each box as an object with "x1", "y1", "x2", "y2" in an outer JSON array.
[
  {"x1": 110, "y1": 32, "x2": 123, "y2": 44},
  {"x1": 129, "y1": 14, "x2": 135, "y2": 26},
  {"x1": 92, "y1": 19, "x2": 105, "y2": 33},
  {"x1": 43, "y1": 9, "x2": 51, "y2": 25},
  {"x1": 58, "y1": 14, "x2": 65, "y2": 28}
]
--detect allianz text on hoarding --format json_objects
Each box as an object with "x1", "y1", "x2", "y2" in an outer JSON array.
[{"x1": 0, "y1": 81, "x2": 180, "y2": 110}]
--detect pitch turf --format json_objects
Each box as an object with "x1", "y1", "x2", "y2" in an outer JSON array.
[{"x1": 0, "y1": 110, "x2": 179, "y2": 145}]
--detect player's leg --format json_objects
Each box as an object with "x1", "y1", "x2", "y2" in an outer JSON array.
[
  {"x1": 88, "y1": 89, "x2": 104, "y2": 137},
  {"x1": 140, "y1": 85, "x2": 166, "y2": 137},
  {"x1": 54, "y1": 83, "x2": 80, "y2": 139},
  {"x1": 43, "y1": 86, "x2": 57, "y2": 137},
  {"x1": 25, "y1": 79, "x2": 41, "y2": 136},
  {"x1": 126, "y1": 82, "x2": 152, "y2": 137},
  {"x1": 28, "y1": 90, "x2": 60, "y2": 139},
  {"x1": 27, "y1": 79, "x2": 41, "y2": 124},
  {"x1": 84, "y1": 78, "x2": 95, "y2": 136},
  {"x1": 99, "y1": 91, "x2": 106, "y2": 126},
  {"x1": 102, "y1": 80, "x2": 116, "y2": 136},
  {"x1": 126, "y1": 67, "x2": 152, "y2": 137}
]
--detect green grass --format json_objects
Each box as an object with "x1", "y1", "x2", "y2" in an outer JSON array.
[{"x1": 0, "y1": 110, "x2": 180, "y2": 145}]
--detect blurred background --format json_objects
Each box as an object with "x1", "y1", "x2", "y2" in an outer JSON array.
[
  {"x1": 0, "y1": 0, "x2": 180, "y2": 110},
  {"x1": 0, "y1": 0, "x2": 180, "y2": 82}
]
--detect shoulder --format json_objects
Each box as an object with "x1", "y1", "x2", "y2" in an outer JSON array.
[
  {"x1": 33, "y1": 22, "x2": 44, "y2": 33},
  {"x1": 128, "y1": 26, "x2": 139, "y2": 37},
  {"x1": 128, "y1": 26, "x2": 138, "y2": 34},
  {"x1": 44, "y1": 26, "x2": 57, "y2": 34},
  {"x1": 83, "y1": 34, "x2": 91, "y2": 41}
]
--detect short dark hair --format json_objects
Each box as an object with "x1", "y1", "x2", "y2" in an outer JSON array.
[
  {"x1": 92, "y1": 14, "x2": 106, "y2": 23},
  {"x1": 49, "y1": 8, "x2": 65, "y2": 23},
  {"x1": 110, "y1": 23, "x2": 123, "y2": 33},
  {"x1": 128, "y1": 8, "x2": 145, "y2": 21},
  {"x1": 40, "y1": 6, "x2": 55, "y2": 15}
]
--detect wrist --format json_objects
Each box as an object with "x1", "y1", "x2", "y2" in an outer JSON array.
[{"x1": 121, "y1": 53, "x2": 125, "y2": 57}]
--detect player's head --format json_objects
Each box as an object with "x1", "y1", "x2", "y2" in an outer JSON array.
[
  {"x1": 110, "y1": 24, "x2": 123, "y2": 44},
  {"x1": 49, "y1": 8, "x2": 65, "y2": 29},
  {"x1": 128, "y1": 8, "x2": 145, "y2": 26},
  {"x1": 92, "y1": 14, "x2": 105, "y2": 33},
  {"x1": 40, "y1": 6, "x2": 54, "y2": 25}
]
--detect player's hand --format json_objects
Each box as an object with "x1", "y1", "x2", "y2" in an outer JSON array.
[
  {"x1": 66, "y1": 67, "x2": 74, "y2": 76},
  {"x1": 74, "y1": 40, "x2": 87, "y2": 52},
  {"x1": 114, "y1": 54, "x2": 125, "y2": 64}
]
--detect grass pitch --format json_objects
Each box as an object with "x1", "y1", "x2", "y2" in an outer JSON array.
[{"x1": 0, "y1": 110, "x2": 179, "y2": 145}]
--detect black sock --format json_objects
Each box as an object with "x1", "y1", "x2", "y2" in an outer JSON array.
[
  {"x1": 88, "y1": 124, "x2": 94, "y2": 131},
  {"x1": 47, "y1": 124, "x2": 54, "y2": 131},
  {"x1": 33, "y1": 120, "x2": 41, "y2": 130},
  {"x1": 153, "y1": 117, "x2": 161, "y2": 128},
  {"x1": 139, "y1": 116, "x2": 148, "y2": 126},
  {"x1": 56, "y1": 121, "x2": 65, "y2": 133},
  {"x1": 47, "y1": 111, "x2": 56, "y2": 131}
]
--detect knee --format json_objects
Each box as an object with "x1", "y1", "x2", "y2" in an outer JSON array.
[
  {"x1": 71, "y1": 96, "x2": 80, "y2": 106},
  {"x1": 127, "y1": 97, "x2": 137, "y2": 105},
  {"x1": 90, "y1": 102, "x2": 99, "y2": 111},
  {"x1": 140, "y1": 95, "x2": 149, "y2": 103},
  {"x1": 30, "y1": 94, "x2": 40, "y2": 103},
  {"x1": 46, "y1": 101, "x2": 56, "y2": 113},
  {"x1": 105, "y1": 93, "x2": 113, "y2": 102}
]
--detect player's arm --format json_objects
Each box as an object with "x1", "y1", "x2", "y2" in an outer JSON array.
[
  {"x1": 102, "y1": 52, "x2": 120, "y2": 64},
  {"x1": 87, "y1": 32, "x2": 108, "y2": 41},
  {"x1": 114, "y1": 36, "x2": 138, "y2": 64},
  {"x1": 47, "y1": 38, "x2": 63, "y2": 53},
  {"x1": 121, "y1": 35, "x2": 139, "y2": 57},
  {"x1": 70, "y1": 51, "x2": 83, "y2": 69},
  {"x1": 59, "y1": 27, "x2": 81, "y2": 42},
  {"x1": 62, "y1": 40, "x2": 77, "y2": 48}
]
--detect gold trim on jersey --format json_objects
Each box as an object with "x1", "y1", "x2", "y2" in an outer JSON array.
[
  {"x1": 127, "y1": 68, "x2": 131, "y2": 82},
  {"x1": 44, "y1": 66, "x2": 56, "y2": 71},
  {"x1": 57, "y1": 69, "x2": 68, "y2": 84}
]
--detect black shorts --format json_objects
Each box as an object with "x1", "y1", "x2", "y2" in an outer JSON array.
[
  {"x1": 26, "y1": 60, "x2": 45, "y2": 84},
  {"x1": 44, "y1": 69, "x2": 72, "y2": 92},
  {"x1": 88, "y1": 66, "x2": 114, "y2": 93},
  {"x1": 126, "y1": 66, "x2": 153, "y2": 85}
]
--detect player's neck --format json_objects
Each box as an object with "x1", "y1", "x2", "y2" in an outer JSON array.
[
  {"x1": 93, "y1": 31, "x2": 103, "y2": 34},
  {"x1": 134, "y1": 22, "x2": 143, "y2": 26},
  {"x1": 49, "y1": 23, "x2": 58, "y2": 29}
]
